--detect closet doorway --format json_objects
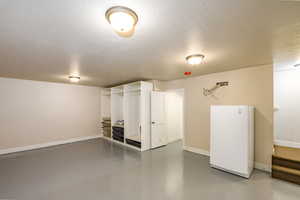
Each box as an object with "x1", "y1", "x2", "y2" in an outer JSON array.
[{"x1": 165, "y1": 88, "x2": 185, "y2": 144}]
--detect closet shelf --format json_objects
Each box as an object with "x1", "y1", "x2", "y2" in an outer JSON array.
[
  {"x1": 126, "y1": 135, "x2": 141, "y2": 142},
  {"x1": 111, "y1": 91, "x2": 123, "y2": 95},
  {"x1": 124, "y1": 89, "x2": 141, "y2": 93},
  {"x1": 112, "y1": 138, "x2": 125, "y2": 144}
]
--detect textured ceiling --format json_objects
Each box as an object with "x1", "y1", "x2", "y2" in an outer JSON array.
[{"x1": 0, "y1": 0, "x2": 300, "y2": 86}]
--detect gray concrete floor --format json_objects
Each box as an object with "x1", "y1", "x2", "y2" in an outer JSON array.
[{"x1": 0, "y1": 139, "x2": 299, "y2": 200}]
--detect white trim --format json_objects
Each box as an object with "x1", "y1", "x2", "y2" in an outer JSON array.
[
  {"x1": 183, "y1": 145, "x2": 271, "y2": 172},
  {"x1": 0, "y1": 135, "x2": 103, "y2": 155},
  {"x1": 274, "y1": 140, "x2": 300, "y2": 149},
  {"x1": 183, "y1": 146, "x2": 210, "y2": 156},
  {"x1": 254, "y1": 162, "x2": 272, "y2": 172},
  {"x1": 274, "y1": 66, "x2": 300, "y2": 72}
]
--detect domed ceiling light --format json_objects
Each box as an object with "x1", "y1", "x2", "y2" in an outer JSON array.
[
  {"x1": 186, "y1": 54, "x2": 205, "y2": 65},
  {"x1": 105, "y1": 6, "x2": 138, "y2": 34},
  {"x1": 69, "y1": 75, "x2": 80, "y2": 83}
]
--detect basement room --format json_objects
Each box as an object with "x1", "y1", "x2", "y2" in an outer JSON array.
[{"x1": 0, "y1": 0, "x2": 300, "y2": 199}]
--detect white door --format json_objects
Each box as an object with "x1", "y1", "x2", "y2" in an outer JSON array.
[
  {"x1": 165, "y1": 89, "x2": 184, "y2": 143},
  {"x1": 151, "y1": 91, "x2": 167, "y2": 148}
]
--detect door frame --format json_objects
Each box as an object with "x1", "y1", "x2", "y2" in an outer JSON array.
[
  {"x1": 165, "y1": 88, "x2": 185, "y2": 147},
  {"x1": 151, "y1": 91, "x2": 168, "y2": 148}
]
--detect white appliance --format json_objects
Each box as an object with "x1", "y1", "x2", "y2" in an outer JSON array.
[
  {"x1": 151, "y1": 91, "x2": 167, "y2": 148},
  {"x1": 210, "y1": 105, "x2": 254, "y2": 178}
]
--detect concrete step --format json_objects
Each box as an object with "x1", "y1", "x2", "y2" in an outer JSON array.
[
  {"x1": 272, "y1": 165, "x2": 300, "y2": 185},
  {"x1": 272, "y1": 155, "x2": 300, "y2": 171},
  {"x1": 274, "y1": 145, "x2": 300, "y2": 162}
]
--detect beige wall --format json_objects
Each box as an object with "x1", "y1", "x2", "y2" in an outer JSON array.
[
  {"x1": 161, "y1": 65, "x2": 273, "y2": 166},
  {"x1": 0, "y1": 78, "x2": 101, "y2": 150}
]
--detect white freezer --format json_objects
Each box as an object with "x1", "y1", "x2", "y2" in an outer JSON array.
[{"x1": 210, "y1": 105, "x2": 254, "y2": 178}]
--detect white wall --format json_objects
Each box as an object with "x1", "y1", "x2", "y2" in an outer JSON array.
[
  {"x1": 161, "y1": 65, "x2": 273, "y2": 167},
  {"x1": 0, "y1": 77, "x2": 101, "y2": 150},
  {"x1": 274, "y1": 69, "x2": 300, "y2": 147},
  {"x1": 165, "y1": 89, "x2": 184, "y2": 143}
]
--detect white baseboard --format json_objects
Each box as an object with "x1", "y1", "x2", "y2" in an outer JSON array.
[
  {"x1": 274, "y1": 140, "x2": 300, "y2": 149},
  {"x1": 183, "y1": 145, "x2": 271, "y2": 173},
  {"x1": 254, "y1": 162, "x2": 271, "y2": 172},
  {"x1": 183, "y1": 146, "x2": 210, "y2": 156},
  {"x1": 0, "y1": 135, "x2": 103, "y2": 155}
]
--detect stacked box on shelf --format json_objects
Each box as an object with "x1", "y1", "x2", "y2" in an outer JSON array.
[
  {"x1": 102, "y1": 117, "x2": 111, "y2": 137},
  {"x1": 112, "y1": 120, "x2": 124, "y2": 142}
]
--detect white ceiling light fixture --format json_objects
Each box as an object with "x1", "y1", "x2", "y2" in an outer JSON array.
[
  {"x1": 186, "y1": 54, "x2": 205, "y2": 65},
  {"x1": 69, "y1": 75, "x2": 80, "y2": 83},
  {"x1": 105, "y1": 6, "x2": 138, "y2": 33}
]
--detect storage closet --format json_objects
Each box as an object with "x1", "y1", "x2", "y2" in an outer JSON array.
[
  {"x1": 101, "y1": 88, "x2": 111, "y2": 137},
  {"x1": 111, "y1": 86, "x2": 124, "y2": 143},
  {"x1": 102, "y1": 118, "x2": 111, "y2": 137},
  {"x1": 124, "y1": 84, "x2": 141, "y2": 147},
  {"x1": 101, "y1": 81, "x2": 153, "y2": 151}
]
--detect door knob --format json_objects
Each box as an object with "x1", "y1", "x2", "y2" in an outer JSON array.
[{"x1": 151, "y1": 122, "x2": 155, "y2": 124}]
